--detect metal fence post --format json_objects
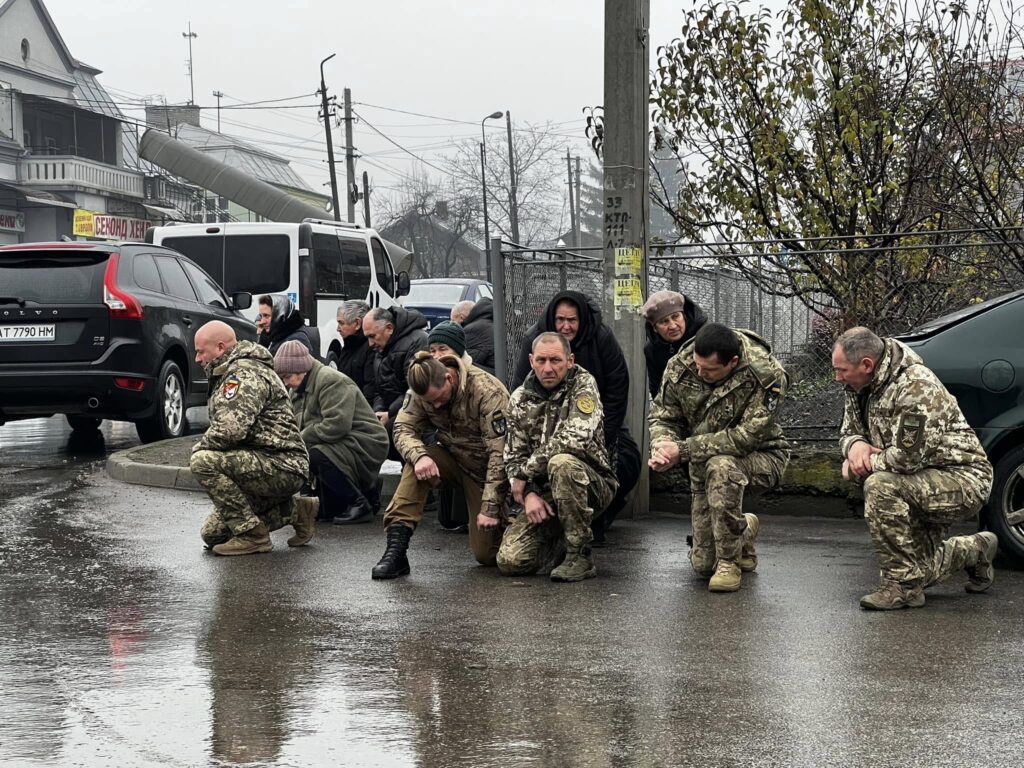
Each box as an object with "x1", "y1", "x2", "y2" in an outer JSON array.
[{"x1": 490, "y1": 237, "x2": 508, "y2": 385}]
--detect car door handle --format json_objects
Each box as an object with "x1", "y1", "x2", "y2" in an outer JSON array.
[{"x1": 182, "y1": 315, "x2": 193, "y2": 326}]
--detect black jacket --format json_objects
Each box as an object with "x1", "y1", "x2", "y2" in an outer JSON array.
[
  {"x1": 643, "y1": 294, "x2": 708, "y2": 398},
  {"x1": 372, "y1": 306, "x2": 429, "y2": 415},
  {"x1": 337, "y1": 327, "x2": 378, "y2": 406},
  {"x1": 462, "y1": 298, "x2": 495, "y2": 375},
  {"x1": 511, "y1": 290, "x2": 628, "y2": 447}
]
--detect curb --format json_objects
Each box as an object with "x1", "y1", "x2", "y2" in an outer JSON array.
[{"x1": 106, "y1": 450, "x2": 203, "y2": 492}]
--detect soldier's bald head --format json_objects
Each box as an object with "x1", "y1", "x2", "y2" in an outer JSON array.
[{"x1": 195, "y1": 321, "x2": 238, "y2": 366}]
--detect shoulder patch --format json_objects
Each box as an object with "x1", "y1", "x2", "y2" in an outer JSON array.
[
  {"x1": 576, "y1": 395, "x2": 596, "y2": 415},
  {"x1": 402, "y1": 392, "x2": 412, "y2": 411},
  {"x1": 898, "y1": 413, "x2": 926, "y2": 451},
  {"x1": 491, "y1": 412, "x2": 507, "y2": 436},
  {"x1": 764, "y1": 383, "x2": 782, "y2": 413},
  {"x1": 222, "y1": 374, "x2": 241, "y2": 400}
]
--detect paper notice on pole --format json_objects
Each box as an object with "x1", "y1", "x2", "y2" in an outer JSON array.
[
  {"x1": 613, "y1": 278, "x2": 643, "y2": 308},
  {"x1": 614, "y1": 247, "x2": 643, "y2": 276}
]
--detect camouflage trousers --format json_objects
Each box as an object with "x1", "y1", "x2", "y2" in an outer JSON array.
[
  {"x1": 688, "y1": 451, "x2": 788, "y2": 574},
  {"x1": 191, "y1": 449, "x2": 306, "y2": 546},
  {"x1": 863, "y1": 466, "x2": 992, "y2": 586},
  {"x1": 497, "y1": 454, "x2": 616, "y2": 576}
]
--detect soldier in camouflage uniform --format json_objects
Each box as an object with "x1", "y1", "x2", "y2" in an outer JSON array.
[
  {"x1": 372, "y1": 351, "x2": 511, "y2": 579},
  {"x1": 833, "y1": 327, "x2": 996, "y2": 610},
  {"x1": 499, "y1": 332, "x2": 618, "y2": 582},
  {"x1": 190, "y1": 321, "x2": 316, "y2": 556},
  {"x1": 649, "y1": 323, "x2": 790, "y2": 592}
]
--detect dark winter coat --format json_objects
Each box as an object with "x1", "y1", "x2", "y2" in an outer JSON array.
[
  {"x1": 462, "y1": 298, "x2": 495, "y2": 375},
  {"x1": 372, "y1": 306, "x2": 429, "y2": 416},
  {"x1": 336, "y1": 327, "x2": 378, "y2": 406},
  {"x1": 644, "y1": 295, "x2": 708, "y2": 398},
  {"x1": 289, "y1": 360, "x2": 389, "y2": 493},
  {"x1": 511, "y1": 290, "x2": 629, "y2": 448},
  {"x1": 259, "y1": 295, "x2": 314, "y2": 356}
]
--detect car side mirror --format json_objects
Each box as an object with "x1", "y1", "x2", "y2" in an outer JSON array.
[
  {"x1": 231, "y1": 291, "x2": 253, "y2": 310},
  {"x1": 396, "y1": 271, "x2": 410, "y2": 297}
]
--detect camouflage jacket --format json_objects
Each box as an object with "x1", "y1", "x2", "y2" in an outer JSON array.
[
  {"x1": 392, "y1": 355, "x2": 510, "y2": 517},
  {"x1": 650, "y1": 329, "x2": 790, "y2": 462},
  {"x1": 196, "y1": 341, "x2": 308, "y2": 479},
  {"x1": 839, "y1": 338, "x2": 991, "y2": 480},
  {"x1": 505, "y1": 366, "x2": 618, "y2": 494}
]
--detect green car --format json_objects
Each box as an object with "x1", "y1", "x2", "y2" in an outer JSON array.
[{"x1": 901, "y1": 289, "x2": 1024, "y2": 564}]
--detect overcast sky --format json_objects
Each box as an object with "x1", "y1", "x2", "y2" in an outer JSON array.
[{"x1": 40, "y1": 0, "x2": 689, "y2": 211}]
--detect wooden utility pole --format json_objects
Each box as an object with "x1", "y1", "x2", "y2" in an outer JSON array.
[
  {"x1": 318, "y1": 55, "x2": 340, "y2": 221},
  {"x1": 566, "y1": 149, "x2": 577, "y2": 247},
  {"x1": 604, "y1": 0, "x2": 650, "y2": 515},
  {"x1": 343, "y1": 87, "x2": 357, "y2": 223}
]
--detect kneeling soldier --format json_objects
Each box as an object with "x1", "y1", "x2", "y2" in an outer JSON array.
[
  {"x1": 498, "y1": 332, "x2": 618, "y2": 582},
  {"x1": 649, "y1": 323, "x2": 790, "y2": 592},
  {"x1": 372, "y1": 351, "x2": 510, "y2": 579}
]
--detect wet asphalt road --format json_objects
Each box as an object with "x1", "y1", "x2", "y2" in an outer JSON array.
[{"x1": 1, "y1": 418, "x2": 1023, "y2": 768}]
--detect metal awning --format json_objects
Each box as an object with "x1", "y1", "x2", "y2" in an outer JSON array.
[
  {"x1": 0, "y1": 182, "x2": 77, "y2": 209},
  {"x1": 141, "y1": 203, "x2": 190, "y2": 222}
]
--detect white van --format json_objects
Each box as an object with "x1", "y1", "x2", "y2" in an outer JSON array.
[{"x1": 147, "y1": 219, "x2": 410, "y2": 361}]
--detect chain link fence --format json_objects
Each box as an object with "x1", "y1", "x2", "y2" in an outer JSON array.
[{"x1": 495, "y1": 231, "x2": 1024, "y2": 439}]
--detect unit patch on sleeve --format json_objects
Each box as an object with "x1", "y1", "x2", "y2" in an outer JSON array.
[
  {"x1": 222, "y1": 374, "x2": 241, "y2": 400},
  {"x1": 576, "y1": 395, "x2": 595, "y2": 415},
  {"x1": 897, "y1": 413, "x2": 926, "y2": 451},
  {"x1": 764, "y1": 383, "x2": 782, "y2": 413},
  {"x1": 491, "y1": 413, "x2": 507, "y2": 436},
  {"x1": 402, "y1": 392, "x2": 412, "y2": 410}
]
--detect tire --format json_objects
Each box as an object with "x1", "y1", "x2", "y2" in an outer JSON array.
[
  {"x1": 136, "y1": 360, "x2": 188, "y2": 443},
  {"x1": 326, "y1": 348, "x2": 340, "y2": 370},
  {"x1": 983, "y1": 444, "x2": 1024, "y2": 566},
  {"x1": 66, "y1": 415, "x2": 102, "y2": 432}
]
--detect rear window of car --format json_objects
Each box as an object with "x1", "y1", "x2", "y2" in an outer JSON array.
[
  {"x1": 0, "y1": 250, "x2": 109, "y2": 304},
  {"x1": 162, "y1": 234, "x2": 290, "y2": 294},
  {"x1": 403, "y1": 282, "x2": 467, "y2": 305}
]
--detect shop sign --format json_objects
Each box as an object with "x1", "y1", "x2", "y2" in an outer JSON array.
[{"x1": 0, "y1": 208, "x2": 25, "y2": 232}]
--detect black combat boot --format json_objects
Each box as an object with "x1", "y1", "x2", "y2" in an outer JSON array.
[{"x1": 371, "y1": 524, "x2": 413, "y2": 580}]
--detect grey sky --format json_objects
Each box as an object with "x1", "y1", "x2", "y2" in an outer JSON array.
[{"x1": 42, "y1": 0, "x2": 687, "y2": 208}]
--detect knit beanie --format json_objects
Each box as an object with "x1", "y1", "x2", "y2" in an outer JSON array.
[
  {"x1": 428, "y1": 320, "x2": 466, "y2": 356},
  {"x1": 641, "y1": 290, "x2": 686, "y2": 325},
  {"x1": 274, "y1": 339, "x2": 314, "y2": 374}
]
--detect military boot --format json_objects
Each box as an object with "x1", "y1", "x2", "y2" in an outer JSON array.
[
  {"x1": 212, "y1": 522, "x2": 272, "y2": 557},
  {"x1": 736, "y1": 513, "x2": 760, "y2": 572},
  {"x1": 965, "y1": 531, "x2": 999, "y2": 594},
  {"x1": 550, "y1": 549, "x2": 597, "y2": 582},
  {"x1": 371, "y1": 524, "x2": 413, "y2": 580},
  {"x1": 859, "y1": 581, "x2": 925, "y2": 610},
  {"x1": 708, "y1": 560, "x2": 742, "y2": 592},
  {"x1": 287, "y1": 496, "x2": 319, "y2": 547}
]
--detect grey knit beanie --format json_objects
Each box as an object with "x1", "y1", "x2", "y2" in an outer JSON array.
[{"x1": 274, "y1": 339, "x2": 314, "y2": 374}]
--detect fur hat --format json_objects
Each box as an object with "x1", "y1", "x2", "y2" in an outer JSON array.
[
  {"x1": 641, "y1": 290, "x2": 686, "y2": 325},
  {"x1": 274, "y1": 339, "x2": 314, "y2": 374},
  {"x1": 428, "y1": 321, "x2": 466, "y2": 356}
]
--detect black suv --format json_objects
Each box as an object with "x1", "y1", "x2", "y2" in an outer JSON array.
[
  {"x1": 902, "y1": 289, "x2": 1024, "y2": 563},
  {"x1": 0, "y1": 242, "x2": 255, "y2": 443}
]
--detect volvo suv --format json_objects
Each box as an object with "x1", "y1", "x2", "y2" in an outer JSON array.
[{"x1": 0, "y1": 242, "x2": 255, "y2": 443}]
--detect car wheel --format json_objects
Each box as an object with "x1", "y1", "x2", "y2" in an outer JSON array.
[
  {"x1": 66, "y1": 415, "x2": 102, "y2": 432},
  {"x1": 136, "y1": 360, "x2": 188, "y2": 443},
  {"x1": 983, "y1": 445, "x2": 1024, "y2": 565},
  {"x1": 326, "y1": 348, "x2": 340, "y2": 370}
]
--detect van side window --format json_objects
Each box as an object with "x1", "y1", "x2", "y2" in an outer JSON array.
[
  {"x1": 371, "y1": 238, "x2": 395, "y2": 295},
  {"x1": 313, "y1": 233, "x2": 345, "y2": 294},
  {"x1": 180, "y1": 259, "x2": 228, "y2": 308},
  {"x1": 340, "y1": 237, "x2": 372, "y2": 299},
  {"x1": 225, "y1": 235, "x2": 289, "y2": 294},
  {"x1": 154, "y1": 256, "x2": 198, "y2": 302}
]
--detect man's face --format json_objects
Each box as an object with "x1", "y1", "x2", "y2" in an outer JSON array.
[
  {"x1": 195, "y1": 335, "x2": 227, "y2": 368},
  {"x1": 256, "y1": 303, "x2": 273, "y2": 333},
  {"x1": 553, "y1": 300, "x2": 580, "y2": 342},
  {"x1": 430, "y1": 342, "x2": 456, "y2": 359},
  {"x1": 654, "y1": 311, "x2": 687, "y2": 343},
  {"x1": 693, "y1": 350, "x2": 739, "y2": 384},
  {"x1": 423, "y1": 371, "x2": 456, "y2": 409},
  {"x1": 363, "y1": 317, "x2": 394, "y2": 350},
  {"x1": 530, "y1": 339, "x2": 573, "y2": 390},
  {"x1": 336, "y1": 316, "x2": 360, "y2": 339},
  {"x1": 832, "y1": 346, "x2": 876, "y2": 393},
  {"x1": 281, "y1": 372, "x2": 306, "y2": 390}
]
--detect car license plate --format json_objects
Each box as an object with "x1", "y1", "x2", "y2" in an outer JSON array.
[{"x1": 0, "y1": 324, "x2": 56, "y2": 342}]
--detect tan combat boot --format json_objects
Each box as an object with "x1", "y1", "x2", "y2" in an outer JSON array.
[
  {"x1": 737, "y1": 513, "x2": 760, "y2": 572},
  {"x1": 550, "y1": 550, "x2": 597, "y2": 582},
  {"x1": 859, "y1": 581, "x2": 925, "y2": 610},
  {"x1": 708, "y1": 560, "x2": 742, "y2": 592},
  {"x1": 212, "y1": 522, "x2": 272, "y2": 556},
  {"x1": 965, "y1": 532, "x2": 998, "y2": 593},
  {"x1": 288, "y1": 496, "x2": 320, "y2": 547}
]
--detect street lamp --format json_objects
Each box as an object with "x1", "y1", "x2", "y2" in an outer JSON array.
[{"x1": 480, "y1": 110, "x2": 503, "y2": 280}]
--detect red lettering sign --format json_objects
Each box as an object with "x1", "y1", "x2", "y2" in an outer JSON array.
[{"x1": 93, "y1": 215, "x2": 149, "y2": 242}]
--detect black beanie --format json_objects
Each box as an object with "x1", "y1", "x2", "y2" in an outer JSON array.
[{"x1": 428, "y1": 321, "x2": 466, "y2": 356}]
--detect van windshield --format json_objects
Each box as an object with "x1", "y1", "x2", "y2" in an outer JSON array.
[{"x1": 162, "y1": 235, "x2": 290, "y2": 294}]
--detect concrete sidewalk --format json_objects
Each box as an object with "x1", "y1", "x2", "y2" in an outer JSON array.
[{"x1": 106, "y1": 437, "x2": 861, "y2": 517}]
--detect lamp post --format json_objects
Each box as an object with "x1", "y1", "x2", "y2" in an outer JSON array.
[{"x1": 480, "y1": 110, "x2": 503, "y2": 280}]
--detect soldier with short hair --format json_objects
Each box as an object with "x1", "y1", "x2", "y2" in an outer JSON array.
[
  {"x1": 190, "y1": 321, "x2": 317, "y2": 556},
  {"x1": 498, "y1": 332, "x2": 618, "y2": 582},
  {"x1": 833, "y1": 326, "x2": 996, "y2": 610},
  {"x1": 649, "y1": 323, "x2": 790, "y2": 592}
]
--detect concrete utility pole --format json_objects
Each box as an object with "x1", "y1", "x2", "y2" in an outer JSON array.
[
  {"x1": 212, "y1": 90, "x2": 223, "y2": 133},
  {"x1": 604, "y1": 0, "x2": 651, "y2": 516},
  {"x1": 362, "y1": 170, "x2": 371, "y2": 227},
  {"x1": 575, "y1": 155, "x2": 582, "y2": 247},
  {"x1": 182, "y1": 23, "x2": 197, "y2": 105},
  {"x1": 505, "y1": 111, "x2": 520, "y2": 244},
  {"x1": 566, "y1": 149, "x2": 577, "y2": 247},
  {"x1": 344, "y1": 88, "x2": 357, "y2": 224},
  {"x1": 318, "y1": 54, "x2": 341, "y2": 222}
]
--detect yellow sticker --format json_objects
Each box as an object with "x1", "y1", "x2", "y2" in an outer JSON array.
[{"x1": 576, "y1": 395, "x2": 595, "y2": 415}]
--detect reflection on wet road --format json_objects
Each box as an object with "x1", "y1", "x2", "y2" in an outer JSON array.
[{"x1": 1, "y1": 417, "x2": 1023, "y2": 766}]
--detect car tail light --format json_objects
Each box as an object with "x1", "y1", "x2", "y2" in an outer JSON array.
[
  {"x1": 103, "y1": 253, "x2": 144, "y2": 320},
  {"x1": 114, "y1": 377, "x2": 146, "y2": 391}
]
